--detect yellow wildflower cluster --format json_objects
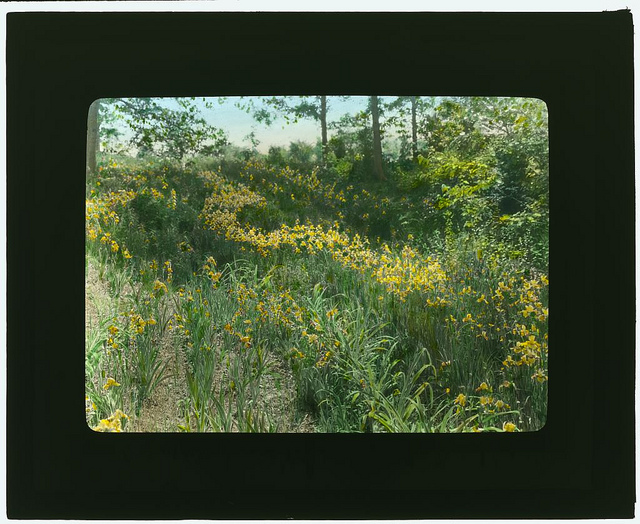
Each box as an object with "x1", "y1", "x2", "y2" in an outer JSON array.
[
  {"x1": 498, "y1": 276, "x2": 549, "y2": 379},
  {"x1": 439, "y1": 270, "x2": 548, "y2": 386},
  {"x1": 153, "y1": 279, "x2": 169, "y2": 295},
  {"x1": 199, "y1": 169, "x2": 449, "y2": 301},
  {"x1": 199, "y1": 173, "x2": 267, "y2": 241},
  {"x1": 92, "y1": 409, "x2": 129, "y2": 432},
  {"x1": 223, "y1": 319, "x2": 253, "y2": 349},
  {"x1": 171, "y1": 267, "x2": 344, "y2": 367},
  {"x1": 121, "y1": 308, "x2": 156, "y2": 335},
  {"x1": 502, "y1": 330, "x2": 549, "y2": 372},
  {"x1": 202, "y1": 256, "x2": 222, "y2": 285},
  {"x1": 146, "y1": 187, "x2": 165, "y2": 201},
  {"x1": 178, "y1": 240, "x2": 194, "y2": 253},
  {"x1": 369, "y1": 245, "x2": 448, "y2": 301},
  {"x1": 203, "y1": 171, "x2": 432, "y2": 304},
  {"x1": 168, "y1": 188, "x2": 177, "y2": 210},
  {"x1": 201, "y1": 182, "x2": 450, "y2": 301},
  {"x1": 199, "y1": 170, "x2": 266, "y2": 213},
  {"x1": 118, "y1": 169, "x2": 149, "y2": 188},
  {"x1": 98, "y1": 231, "x2": 120, "y2": 253},
  {"x1": 517, "y1": 277, "x2": 549, "y2": 322},
  {"x1": 239, "y1": 161, "x2": 323, "y2": 203},
  {"x1": 106, "y1": 324, "x2": 119, "y2": 349},
  {"x1": 476, "y1": 393, "x2": 511, "y2": 413},
  {"x1": 86, "y1": 191, "x2": 138, "y2": 261},
  {"x1": 239, "y1": 162, "x2": 392, "y2": 217},
  {"x1": 449, "y1": 383, "x2": 514, "y2": 425},
  {"x1": 86, "y1": 190, "x2": 137, "y2": 225},
  {"x1": 453, "y1": 393, "x2": 467, "y2": 414},
  {"x1": 163, "y1": 260, "x2": 173, "y2": 283},
  {"x1": 315, "y1": 349, "x2": 333, "y2": 368},
  {"x1": 255, "y1": 288, "x2": 305, "y2": 328}
]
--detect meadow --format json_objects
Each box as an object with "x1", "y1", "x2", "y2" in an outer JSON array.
[{"x1": 85, "y1": 96, "x2": 548, "y2": 433}]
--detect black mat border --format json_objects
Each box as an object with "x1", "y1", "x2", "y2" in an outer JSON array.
[{"x1": 6, "y1": 10, "x2": 636, "y2": 519}]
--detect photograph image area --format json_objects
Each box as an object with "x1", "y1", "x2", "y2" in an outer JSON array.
[{"x1": 85, "y1": 95, "x2": 549, "y2": 434}]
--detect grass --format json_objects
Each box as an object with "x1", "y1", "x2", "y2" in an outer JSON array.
[{"x1": 85, "y1": 156, "x2": 548, "y2": 433}]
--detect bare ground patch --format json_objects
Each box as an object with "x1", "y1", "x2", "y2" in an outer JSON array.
[
  {"x1": 87, "y1": 258, "x2": 315, "y2": 433},
  {"x1": 126, "y1": 337, "x2": 190, "y2": 432},
  {"x1": 179, "y1": 340, "x2": 316, "y2": 433},
  {"x1": 85, "y1": 259, "x2": 111, "y2": 332}
]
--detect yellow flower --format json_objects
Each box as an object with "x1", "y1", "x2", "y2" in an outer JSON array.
[
  {"x1": 93, "y1": 409, "x2": 129, "y2": 432},
  {"x1": 503, "y1": 422, "x2": 517, "y2": 432},
  {"x1": 103, "y1": 377, "x2": 121, "y2": 390},
  {"x1": 531, "y1": 369, "x2": 548, "y2": 383},
  {"x1": 153, "y1": 280, "x2": 168, "y2": 294},
  {"x1": 521, "y1": 304, "x2": 536, "y2": 317},
  {"x1": 479, "y1": 395, "x2": 493, "y2": 406},
  {"x1": 503, "y1": 355, "x2": 516, "y2": 367},
  {"x1": 454, "y1": 393, "x2": 466, "y2": 407}
]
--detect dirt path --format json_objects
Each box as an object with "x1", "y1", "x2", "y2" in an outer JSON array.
[
  {"x1": 86, "y1": 257, "x2": 315, "y2": 433},
  {"x1": 126, "y1": 338, "x2": 190, "y2": 432},
  {"x1": 85, "y1": 260, "x2": 110, "y2": 333}
]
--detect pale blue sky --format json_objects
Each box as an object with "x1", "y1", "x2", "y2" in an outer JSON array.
[{"x1": 198, "y1": 96, "x2": 373, "y2": 152}]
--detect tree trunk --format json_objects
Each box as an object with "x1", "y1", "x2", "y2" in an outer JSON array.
[
  {"x1": 370, "y1": 95, "x2": 386, "y2": 181},
  {"x1": 86, "y1": 100, "x2": 100, "y2": 175},
  {"x1": 320, "y1": 95, "x2": 328, "y2": 165},
  {"x1": 411, "y1": 96, "x2": 418, "y2": 161}
]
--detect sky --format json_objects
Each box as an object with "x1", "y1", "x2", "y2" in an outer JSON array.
[
  {"x1": 108, "y1": 96, "x2": 377, "y2": 154},
  {"x1": 201, "y1": 96, "x2": 371, "y2": 152}
]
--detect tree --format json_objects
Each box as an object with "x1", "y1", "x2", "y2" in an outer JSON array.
[
  {"x1": 86, "y1": 100, "x2": 100, "y2": 175},
  {"x1": 383, "y1": 96, "x2": 435, "y2": 162},
  {"x1": 410, "y1": 96, "x2": 418, "y2": 161},
  {"x1": 320, "y1": 95, "x2": 328, "y2": 162},
  {"x1": 239, "y1": 95, "x2": 337, "y2": 165},
  {"x1": 112, "y1": 97, "x2": 227, "y2": 163},
  {"x1": 370, "y1": 95, "x2": 386, "y2": 181}
]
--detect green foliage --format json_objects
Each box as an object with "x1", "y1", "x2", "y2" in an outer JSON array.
[
  {"x1": 86, "y1": 96, "x2": 548, "y2": 433},
  {"x1": 109, "y1": 97, "x2": 228, "y2": 162}
]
